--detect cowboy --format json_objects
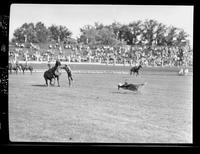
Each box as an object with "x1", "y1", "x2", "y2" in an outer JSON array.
[{"x1": 62, "y1": 64, "x2": 73, "y2": 86}]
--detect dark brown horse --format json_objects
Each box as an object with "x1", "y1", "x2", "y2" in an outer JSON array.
[
  {"x1": 43, "y1": 60, "x2": 61, "y2": 86},
  {"x1": 130, "y1": 65, "x2": 142, "y2": 76}
]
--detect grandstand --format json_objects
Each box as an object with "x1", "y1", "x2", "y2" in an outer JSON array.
[{"x1": 9, "y1": 41, "x2": 193, "y2": 67}]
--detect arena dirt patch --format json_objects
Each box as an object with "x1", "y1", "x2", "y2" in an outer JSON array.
[{"x1": 9, "y1": 71, "x2": 192, "y2": 143}]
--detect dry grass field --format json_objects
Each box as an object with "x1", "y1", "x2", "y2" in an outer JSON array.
[{"x1": 8, "y1": 67, "x2": 193, "y2": 143}]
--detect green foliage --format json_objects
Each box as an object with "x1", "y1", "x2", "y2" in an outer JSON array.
[
  {"x1": 48, "y1": 25, "x2": 72, "y2": 42},
  {"x1": 35, "y1": 22, "x2": 49, "y2": 43},
  {"x1": 12, "y1": 22, "x2": 72, "y2": 44},
  {"x1": 78, "y1": 19, "x2": 190, "y2": 49},
  {"x1": 11, "y1": 19, "x2": 190, "y2": 49}
]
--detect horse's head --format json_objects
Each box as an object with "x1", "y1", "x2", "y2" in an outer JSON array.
[
  {"x1": 139, "y1": 65, "x2": 143, "y2": 69},
  {"x1": 55, "y1": 60, "x2": 61, "y2": 67}
]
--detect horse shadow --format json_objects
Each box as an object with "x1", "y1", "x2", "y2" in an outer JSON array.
[
  {"x1": 112, "y1": 91, "x2": 142, "y2": 95},
  {"x1": 31, "y1": 84, "x2": 47, "y2": 87}
]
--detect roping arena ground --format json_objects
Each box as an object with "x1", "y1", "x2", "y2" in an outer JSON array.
[{"x1": 9, "y1": 64, "x2": 193, "y2": 143}]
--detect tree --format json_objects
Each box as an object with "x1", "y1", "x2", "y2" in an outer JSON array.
[
  {"x1": 79, "y1": 24, "x2": 120, "y2": 47},
  {"x1": 59, "y1": 25, "x2": 72, "y2": 42},
  {"x1": 79, "y1": 25, "x2": 97, "y2": 45},
  {"x1": 12, "y1": 22, "x2": 36, "y2": 43},
  {"x1": 142, "y1": 19, "x2": 159, "y2": 46},
  {"x1": 35, "y1": 22, "x2": 49, "y2": 43},
  {"x1": 119, "y1": 25, "x2": 132, "y2": 45},
  {"x1": 48, "y1": 25, "x2": 72, "y2": 42},
  {"x1": 154, "y1": 23, "x2": 167, "y2": 46},
  {"x1": 94, "y1": 22, "x2": 104, "y2": 30},
  {"x1": 110, "y1": 22, "x2": 123, "y2": 41},
  {"x1": 128, "y1": 20, "x2": 143, "y2": 45},
  {"x1": 97, "y1": 27, "x2": 120, "y2": 46},
  {"x1": 12, "y1": 28, "x2": 26, "y2": 43},
  {"x1": 175, "y1": 29, "x2": 189, "y2": 46},
  {"x1": 164, "y1": 26, "x2": 178, "y2": 46}
]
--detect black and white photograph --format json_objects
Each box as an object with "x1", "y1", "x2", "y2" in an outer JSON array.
[{"x1": 8, "y1": 4, "x2": 193, "y2": 143}]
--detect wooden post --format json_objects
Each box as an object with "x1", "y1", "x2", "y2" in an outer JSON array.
[
  {"x1": 89, "y1": 55, "x2": 91, "y2": 63},
  {"x1": 47, "y1": 54, "x2": 50, "y2": 62},
  {"x1": 130, "y1": 59, "x2": 133, "y2": 66},
  {"x1": 113, "y1": 57, "x2": 116, "y2": 66},
  {"x1": 106, "y1": 57, "x2": 109, "y2": 65},
  {"x1": 68, "y1": 56, "x2": 71, "y2": 63},
  {"x1": 99, "y1": 57, "x2": 102, "y2": 63}
]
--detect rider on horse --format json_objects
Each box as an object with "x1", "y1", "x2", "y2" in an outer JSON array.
[{"x1": 130, "y1": 64, "x2": 143, "y2": 76}]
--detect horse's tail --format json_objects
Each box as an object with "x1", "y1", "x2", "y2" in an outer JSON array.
[{"x1": 43, "y1": 71, "x2": 47, "y2": 79}]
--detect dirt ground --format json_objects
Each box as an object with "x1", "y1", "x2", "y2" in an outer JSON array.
[{"x1": 8, "y1": 70, "x2": 193, "y2": 143}]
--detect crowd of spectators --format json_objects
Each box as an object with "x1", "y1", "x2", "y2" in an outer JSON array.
[{"x1": 9, "y1": 42, "x2": 193, "y2": 67}]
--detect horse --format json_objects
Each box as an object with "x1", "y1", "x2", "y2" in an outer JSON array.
[
  {"x1": 130, "y1": 65, "x2": 143, "y2": 76},
  {"x1": 19, "y1": 63, "x2": 33, "y2": 74},
  {"x1": 8, "y1": 62, "x2": 21, "y2": 74},
  {"x1": 43, "y1": 60, "x2": 62, "y2": 87}
]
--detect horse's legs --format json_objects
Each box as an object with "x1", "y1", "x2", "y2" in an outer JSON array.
[
  {"x1": 136, "y1": 71, "x2": 139, "y2": 76},
  {"x1": 50, "y1": 78, "x2": 53, "y2": 85},
  {"x1": 57, "y1": 77, "x2": 60, "y2": 87},
  {"x1": 51, "y1": 77, "x2": 55, "y2": 85},
  {"x1": 68, "y1": 78, "x2": 71, "y2": 87},
  {"x1": 70, "y1": 76, "x2": 73, "y2": 81},
  {"x1": 45, "y1": 78, "x2": 48, "y2": 86}
]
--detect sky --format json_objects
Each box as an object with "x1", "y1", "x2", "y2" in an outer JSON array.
[{"x1": 9, "y1": 4, "x2": 194, "y2": 45}]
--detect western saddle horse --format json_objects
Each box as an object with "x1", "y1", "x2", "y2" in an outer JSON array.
[{"x1": 130, "y1": 65, "x2": 143, "y2": 76}]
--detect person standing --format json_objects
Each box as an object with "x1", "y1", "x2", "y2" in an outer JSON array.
[{"x1": 62, "y1": 64, "x2": 73, "y2": 86}]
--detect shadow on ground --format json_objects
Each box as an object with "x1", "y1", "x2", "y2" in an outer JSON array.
[
  {"x1": 31, "y1": 84, "x2": 47, "y2": 87},
  {"x1": 112, "y1": 91, "x2": 141, "y2": 95}
]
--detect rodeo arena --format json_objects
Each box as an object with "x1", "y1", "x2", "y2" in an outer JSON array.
[
  {"x1": 8, "y1": 5, "x2": 193, "y2": 144},
  {"x1": 8, "y1": 39, "x2": 193, "y2": 143}
]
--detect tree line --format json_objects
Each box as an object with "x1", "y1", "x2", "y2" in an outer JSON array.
[
  {"x1": 11, "y1": 19, "x2": 191, "y2": 48},
  {"x1": 11, "y1": 22, "x2": 72, "y2": 44}
]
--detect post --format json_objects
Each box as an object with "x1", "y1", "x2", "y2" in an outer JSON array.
[
  {"x1": 106, "y1": 57, "x2": 109, "y2": 65},
  {"x1": 47, "y1": 54, "x2": 50, "y2": 62},
  {"x1": 68, "y1": 56, "x2": 71, "y2": 63},
  {"x1": 89, "y1": 55, "x2": 91, "y2": 63},
  {"x1": 113, "y1": 57, "x2": 116, "y2": 66},
  {"x1": 130, "y1": 59, "x2": 133, "y2": 66}
]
